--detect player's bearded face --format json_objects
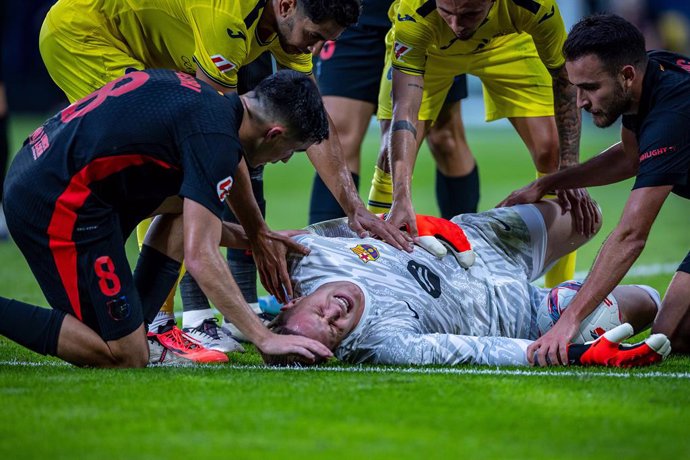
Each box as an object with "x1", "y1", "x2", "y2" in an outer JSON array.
[
  {"x1": 592, "y1": 79, "x2": 632, "y2": 128},
  {"x1": 437, "y1": 0, "x2": 494, "y2": 40},
  {"x1": 276, "y1": 8, "x2": 343, "y2": 54},
  {"x1": 566, "y1": 55, "x2": 633, "y2": 128}
]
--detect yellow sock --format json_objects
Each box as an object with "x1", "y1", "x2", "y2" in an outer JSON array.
[
  {"x1": 536, "y1": 171, "x2": 577, "y2": 287},
  {"x1": 161, "y1": 266, "x2": 186, "y2": 314},
  {"x1": 545, "y1": 252, "x2": 576, "y2": 288},
  {"x1": 136, "y1": 217, "x2": 180, "y2": 315},
  {"x1": 367, "y1": 166, "x2": 393, "y2": 214}
]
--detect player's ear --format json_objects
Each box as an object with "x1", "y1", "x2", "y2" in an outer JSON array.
[
  {"x1": 277, "y1": 0, "x2": 298, "y2": 18},
  {"x1": 621, "y1": 64, "x2": 636, "y2": 89},
  {"x1": 280, "y1": 297, "x2": 302, "y2": 311},
  {"x1": 265, "y1": 126, "x2": 286, "y2": 142}
]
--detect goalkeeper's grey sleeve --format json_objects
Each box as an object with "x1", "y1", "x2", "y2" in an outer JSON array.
[
  {"x1": 364, "y1": 332, "x2": 532, "y2": 366},
  {"x1": 305, "y1": 218, "x2": 360, "y2": 238}
]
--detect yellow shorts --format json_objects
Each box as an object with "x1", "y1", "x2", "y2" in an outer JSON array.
[
  {"x1": 377, "y1": 33, "x2": 555, "y2": 122},
  {"x1": 39, "y1": 0, "x2": 144, "y2": 102}
]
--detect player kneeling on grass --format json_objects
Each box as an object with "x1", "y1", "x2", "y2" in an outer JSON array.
[
  {"x1": 266, "y1": 201, "x2": 670, "y2": 367},
  {"x1": 0, "y1": 68, "x2": 333, "y2": 367}
]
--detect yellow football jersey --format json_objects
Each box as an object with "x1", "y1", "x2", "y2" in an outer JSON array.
[
  {"x1": 389, "y1": 0, "x2": 566, "y2": 76},
  {"x1": 43, "y1": 0, "x2": 312, "y2": 90}
]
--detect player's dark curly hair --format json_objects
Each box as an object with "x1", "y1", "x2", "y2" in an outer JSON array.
[
  {"x1": 299, "y1": 0, "x2": 361, "y2": 28},
  {"x1": 253, "y1": 70, "x2": 329, "y2": 145},
  {"x1": 563, "y1": 13, "x2": 648, "y2": 76}
]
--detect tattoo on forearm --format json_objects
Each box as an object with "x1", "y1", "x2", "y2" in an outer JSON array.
[
  {"x1": 391, "y1": 120, "x2": 418, "y2": 138},
  {"x1": 553, "y1": 68, "x2": 581, "y2": 167}
]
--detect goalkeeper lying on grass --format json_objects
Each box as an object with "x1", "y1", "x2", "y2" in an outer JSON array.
[{"x1": 264, "y1": 201, "x2": 670, "y2": 367}]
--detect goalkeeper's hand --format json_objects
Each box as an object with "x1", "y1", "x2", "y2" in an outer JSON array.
[
  {"x1": 566, "y1": 323, "x2": 671, "y2": 368},
  {"x1": 379, "y1": 214, "x2": 476, "y2": 268}
]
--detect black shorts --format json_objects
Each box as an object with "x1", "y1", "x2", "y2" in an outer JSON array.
[
  {"x1": 316, "y1": 23, "x2": 467, "y2": 105},
  {"x1": 679, "y1": 251, "x2": 690, "y2": 274},
  {"x1": 5, "y1": 200, "x2": 144, "y2": 342}
]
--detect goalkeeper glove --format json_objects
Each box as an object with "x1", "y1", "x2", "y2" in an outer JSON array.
[
  {"x1": 567, "y1": 323, "x2": 671, "y2": 367},
  {"x1": 380, "y1": 214, "x2": 476, "y2": 268}
]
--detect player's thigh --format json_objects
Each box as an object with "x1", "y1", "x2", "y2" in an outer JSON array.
[
  {"x1": 10, "y1": 216, "x2": 145, "y2": 344},
  {"x1": 317, "y1": 24, "x2": 387, "y2": 104},
  {"x1": 471, "y1": 35, "x2": 553, "y2": 122},
  {"x1": 377, "y1": 60, "x2": 455, "y2": 123},
  {"x1": 531, "y1": 200, "x2": 597, "y2": 267},
  {"x1": 508, "y1": 116, "x2": 559, "y2": 173},
  {"x1": 323, "y1": 96, "x2": 375, "y2": 172},
  {"x1": 426, "y1": 77, "x2": 475, "y2": 175},
  {"x1": 40, "y1": 5, "x2": 144, "y2": 102}
]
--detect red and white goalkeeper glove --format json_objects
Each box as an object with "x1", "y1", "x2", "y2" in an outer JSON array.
[
  {"x1": 567, "y1": 323, "x2": 671, "y2": 368},
  {"x1": 380, "y1": 214, "x2": 476, "y2": 268}
]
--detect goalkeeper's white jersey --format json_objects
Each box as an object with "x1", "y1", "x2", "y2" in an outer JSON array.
[{"x1": 290, "y1": 208, "x2": 547, "y2": 367}]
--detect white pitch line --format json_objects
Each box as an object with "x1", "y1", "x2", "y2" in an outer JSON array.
[
  {"x1": 1, "y1": 360, "x2": 689, "y2": 379},
  {"x1": 575, "y1": 262, "x2": 679, "y2": 279}
]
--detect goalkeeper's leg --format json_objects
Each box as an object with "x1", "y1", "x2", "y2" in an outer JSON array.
[
  {"x1": 537, "y1": 172, "x2": 577, "y2": 287},
  {"x1": 535, "y1": 200, "x2": 600, "y2": 280}
]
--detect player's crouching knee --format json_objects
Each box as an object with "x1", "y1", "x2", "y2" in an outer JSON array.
[{"x1": 106, "y1": 343, "x2": 150, "y2": 368}]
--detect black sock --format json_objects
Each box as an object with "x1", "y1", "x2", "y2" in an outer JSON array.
[
  {"x1": 226, "y1": 248, "x2": 258, "y2": 303},
  {"x1": 435, "y1": 165, "x2": 480, "y2": 219},
  {"x1": 133, "y1": 245, "x2": 182, "y2": 325},
  {"x1": 0, "y1": 296, "x2": 66, "y2": 356},
  {"x1": 179, "y1": 271, "x2": 211, "y2": 312},
  {"x1": 0, "y1": 115, "x2": 8, "y2": 203},
  {"x1": 309, "y1": 172, "x2": 359, "y2": 224}
]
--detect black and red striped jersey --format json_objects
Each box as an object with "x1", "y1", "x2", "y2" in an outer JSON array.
[
  {"x1": 5, "y1": 69, "x2": 243, "y2": 237},
  {"x1": 623, "y1": 50, "x2": 690, "y2": 199}
]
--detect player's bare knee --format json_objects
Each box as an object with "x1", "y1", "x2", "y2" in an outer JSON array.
[
  {"x1": 109, "y1": 345, "x2": 149, "y2": 368},
  {"x1": 532, "y1": 143, "x2": 559, "y2": 173},
  {"x1": 614, "y1": 285, "x2": 659, "y2": 331}
]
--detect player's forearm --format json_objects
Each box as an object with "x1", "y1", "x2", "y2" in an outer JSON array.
[
  {"x1": 226, "y1": 160, "x2": 269, "y2": 237},
  {"x1": 552, "y1": 66, "x2": 581, "y2": 167},
  {"x1": 538, "y1": 142, "x2": 635, "y2": 192},
  {"x1": 388, "y1": 128, "x2": 416, "y2": 202},
  {"x1": 185, "y1": 249, "x2": 270, "y2": 343},
  {"x1": 563, "y1": 228, "x2": 645, "y2": 323},
  {"x1": 388, "y1": 70, "x2": 424, "y2": 202},
  {"x1": 220, "y1": 221, "x2": 250, "y2": 249},
  {"x1": 306, "y1": 127, "x2": 363, "y2": 217}
]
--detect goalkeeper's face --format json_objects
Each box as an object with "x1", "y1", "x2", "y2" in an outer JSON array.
[{"x1": 277, "y1": 281, "x2": 365, "y2": 350}]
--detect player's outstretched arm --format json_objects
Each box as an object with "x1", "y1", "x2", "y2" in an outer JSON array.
[
  {"x1": 385, "y1": 69, "x2": 426, "y2": 237},
  {"x1": 567, "y1": 323, "x2": 671, "y2": 367},
  {"x1": 305, "y1": 114, "x2": 413, "y2": 251},
  {"x1": 182, "y1": 199, "x2": 332, "y2": 362}
]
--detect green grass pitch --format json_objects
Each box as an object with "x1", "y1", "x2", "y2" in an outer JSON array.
[{"x1": 1, "y1": 115, "x2": 689, "y2": 459}]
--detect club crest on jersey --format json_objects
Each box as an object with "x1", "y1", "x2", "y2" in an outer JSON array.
[
  {"x1": 351, "y1": 244, "x2": 380, "y2": 263},
  {"x1": 216, "y1": 176, "x2": 234, "y2": 201},
  {"x1": 211, "y1": 54, "x2": 237, "y2": 74},
  {"x1": 394, "y1": 41, "x2": 412, "y2": 61}
]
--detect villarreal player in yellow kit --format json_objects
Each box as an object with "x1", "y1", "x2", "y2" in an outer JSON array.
[
  {"x1": 40, "y1": 0, "x2": 316, "y2": 100},
  {"x1": 38, "y1": 0, "x2": 412, "y2": 361},
  {"x1": 367, "y1": 0, "x2": 599, "y2": 287}
]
